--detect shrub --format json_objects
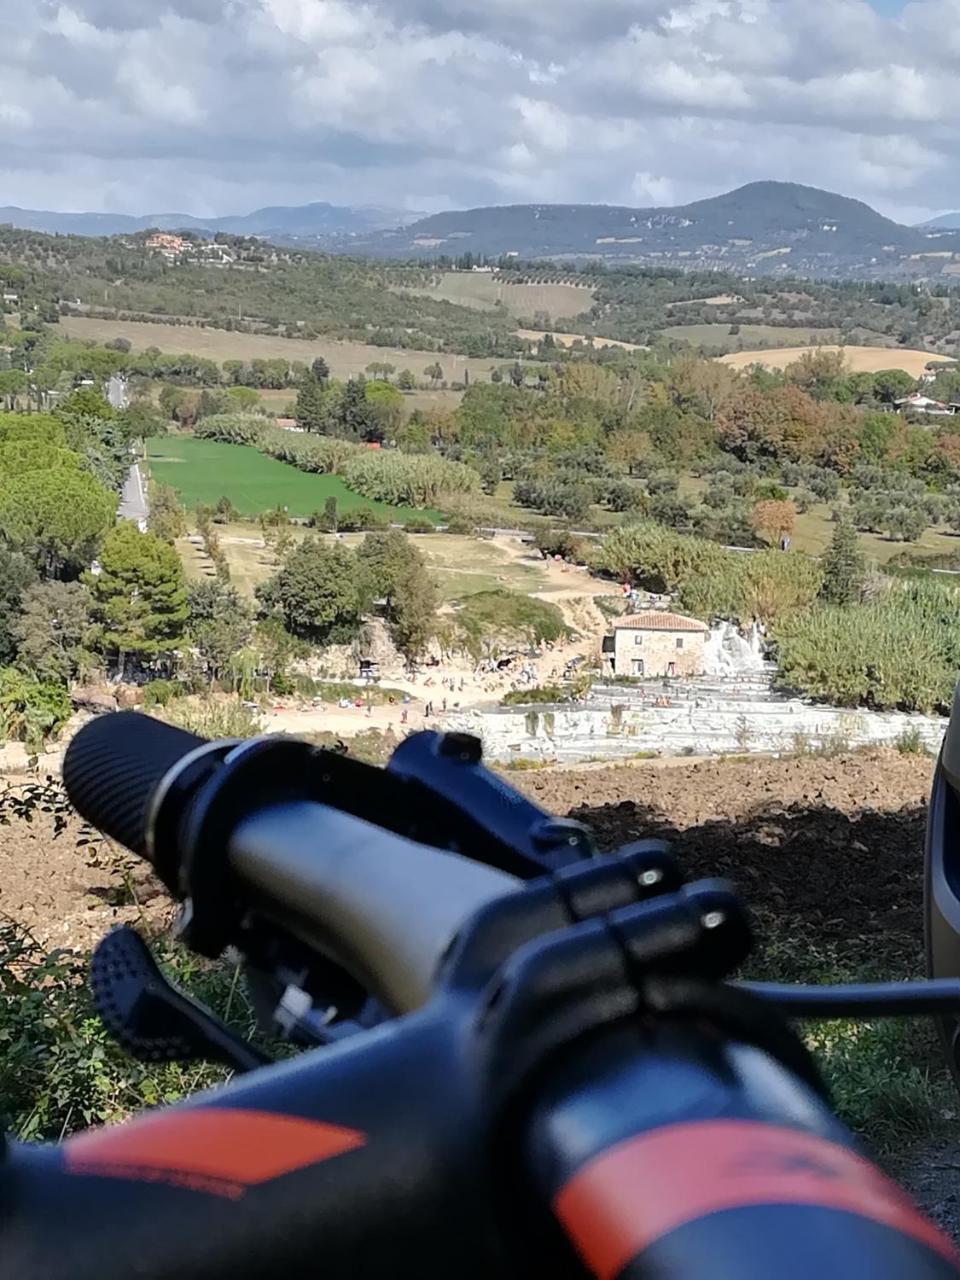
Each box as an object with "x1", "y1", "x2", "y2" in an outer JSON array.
[
  {"x1": 342, "y1": 452, "x2": 479, "y2": 507},
  {"x1": 502, "y1": 684, "x2": 571, "y2": 705},
  {"x1": 773, "y1": 580, "x2": 960, "y2": 713},
  {"x1": 450, "y1": 590, "x2": 568, "y2": 660},
  {"x1": 159, "y1": 696, "x2": 262, "y2": 739},
  {"x1": 0, "y1": 669, "x2": 71, "y2": 751},
  {"x1": 142, "y1": 678, "x2": 179, "y2": 708},
  {"x1": 0, "y1": 917, "x2": 256, "y2": 1139}
]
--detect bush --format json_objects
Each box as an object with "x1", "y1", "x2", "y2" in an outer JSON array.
[
  {"x1": 773, "y1": 580, "x2": 960, "y2": 712},
  {"x1": 450, "y1": 590, "x2": 568, "y2": 660},
  {"x1": 159, "y1": 696, "x2": 262, "y2": 739},
  {"x1": 0, "y1": 917, "x2": 256, "y2": 1138},
  {"x1": 502, "y1": 684, "x2": 571, "y2": 705},
  {"x1": 142, "y1": 678, "x2": 179, "y2": 708},
  {"x1": 342, "y1": 451, "x2": 479, "y2": 507},
  {"x1": 0, "y1": 669, "x2": 71, "y2": 751}
]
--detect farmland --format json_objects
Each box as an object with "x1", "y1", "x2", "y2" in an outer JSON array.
[
  {"x1": 57, "y1": 317, "x2": 500, "y2": 384},
  {"x1": 720, "y1": 344, "x2": 953, "y2": 376},
  {"x1": 516, "y1": 328, "x2": 647, "y2": 352},
  {"x1": 660, "y1": 323, "x2": 842, "y2": 352},
  {"x1": 145, "y1": 436, "x2": 442, "y2": 523},
  {"x1": 396, "y1": 272, "x2": 594, "y2": 320}
]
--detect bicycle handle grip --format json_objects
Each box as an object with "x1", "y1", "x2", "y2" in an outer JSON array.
[{"x1": 63, "y1": 712, "x2": 213, "y2": 866}]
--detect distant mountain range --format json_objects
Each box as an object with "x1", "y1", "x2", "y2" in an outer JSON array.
[
  {"x1": 3, "y1": 182, "x2": 960, "y2": 281},
  {"x1": 0, "y1": 202, "x2": 420, "y2": 239},
  {"x1": 339, "y1": 182, "x2": 960, "y2": 279}
]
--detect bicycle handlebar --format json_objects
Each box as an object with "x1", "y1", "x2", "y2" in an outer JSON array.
[{"x1": 6, "y1": 711, "x2": 957, "y2": 1280}]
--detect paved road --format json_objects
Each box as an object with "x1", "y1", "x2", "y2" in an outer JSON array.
[{"x1": 118, "y1": 463, "x2": 147, "y2": 529}]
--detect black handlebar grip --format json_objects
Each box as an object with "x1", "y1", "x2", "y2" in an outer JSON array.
[{"x1": 63, "y1": 712, "x2": 208, "y2": 860}]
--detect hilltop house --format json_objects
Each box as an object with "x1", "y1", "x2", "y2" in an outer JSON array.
[
  {"x1": 895, "y1": 393, "x2": 959, "y2": 417},
  {"x1": 601, "y1": 612, "x2": 709, "y2": 679}
]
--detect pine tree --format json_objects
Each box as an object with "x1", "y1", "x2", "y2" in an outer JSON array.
[
  {"x1": 819, "y1": 519, "x2": 865, "y2": 606},
  {"x1": 86, "y1": 524, "x2": 189, "y2": 677},
  {"x1": 295, "y1": 374, "x2": 326, "y2": 433}
]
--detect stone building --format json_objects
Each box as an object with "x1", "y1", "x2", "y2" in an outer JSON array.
[{"x1": 602, "y1": 612, "x2": 709, "y2": 679}]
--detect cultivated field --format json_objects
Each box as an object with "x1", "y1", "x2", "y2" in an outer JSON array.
[
  {"x1": 662, "y1": 323, "x2": 840, "y2": 352},
  {"x1": 516, "y1": 329, "x2": 647, "y2": 352},
  {"x1": 397, "y1": 273, "x2": 594, "y2": 320},
  {"x1": 720, "y1": 344, "x2": 953, "y2": 377},
  {"x1": 145, "y1": 436, "x2": 441, "y2": 523},
  {"x1": 57, "y1": 317, "x2": 498, "y2": 383}
]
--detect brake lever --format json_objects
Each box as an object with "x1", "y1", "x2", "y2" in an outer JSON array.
[
  {"x1": 90, "y1": 926, "x2": 271, "y2": 1074},
  {"x1": 740, "y1": 977, "x2": 960, "y2": 1018}
]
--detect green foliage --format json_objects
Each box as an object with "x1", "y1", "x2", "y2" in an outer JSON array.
[
  {"x1": 502, "y1": 684, "x2": 572, "y2": 705},
  {"x1": 0, "y1": 467, "x2": 116, "y2": 576},
  {"x1": 295, "y1": 373, "x2": 327, "y2": 433},
  {"x1": 57, "y1": 386, "x2": 115, "y2": 420},
  {"x1": 342, "y1": 451, "x2": 480, "y2": 507},
  {"x1": 257, "y1": 537, "x2": 367, "y2": 643},
  {"x1": 142, "y1": 678, "x2": 179, "y2": 708},
  {"x1": 159, "y1": 696, "x2": 261, "y2": 739},
  {"x1": 449, "y1": 590, "x2": 567, "y2": 660},
  {"x1": 187, "y1": 580, "x2": 254, "y2": 678},
  {"x1": 13, "y1": 581, "x2": 95, "y2": 684},
  {"x1": 0, "y1": 917, "x2": 256, "y2": 1138},
  {"x1": 0, "y1": 668, "x2": 71, "y2": 750},
  {"x1": 358, "y1": 530, "x2": 438, "y2": 658},
  {"x1": 87, "y1": 524, "x2": 189, "y2": 666},
  {"x1": 820, "y1": 520, "x2": 866, "y2": 606},
  {"x1": 148, "y1": 481, "x2": 186, "y2": 544},
  {"x1": 895, "y1": 726, "x2": 927, "y2": 756},
  {"x1": 773, "y1": 581, "x2": 960, "y2": 712},
  {"x1": 0, "y1": 547, "x2": 37, "y2": 666},
  {"x1": 195, "y1": 413, "x2": 358, "y2": 473}
]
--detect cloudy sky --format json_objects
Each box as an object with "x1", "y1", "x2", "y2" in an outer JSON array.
[{"x1": 1, "y1": 0, "x2": 959, "y2": 223}]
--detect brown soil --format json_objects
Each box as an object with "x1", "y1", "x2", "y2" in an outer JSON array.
[
  {"x1": 0, "y1": 803, "x2": 170, "y2": 952},
  {"x1": 518, "y1": 749, "x2": 934, "y2": 972}
]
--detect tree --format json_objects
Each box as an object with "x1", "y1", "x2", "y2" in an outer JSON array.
[
  {"x1": 296, "y1": 373, "x2": 326, "y2": 433},
  {"x1": 256, "y1": 537, "x2": 366, "y2": 643},
  {"x1": 872, "y1": 369, "x2": 918, "y2": 406},
  {"x1": 13, "y1": 581, "x2": 95, "y2": 684},
  {"x1": 397, "y1": 369, "x2": 416, "y2": 391},
  {"x1": 358, "y1": 530, "x2": 437, "y2": 658},
  {"x1": 0, "y1": 469, "x2": 116, "y2": 577},
  {"x1": 751, "y1": 499, "x2": 797, "y2": 546},
  {"x1": 148, "y1": 483, "x2": 186, "y2": 543},
  {"x1": 322, "y1": 495, "x2": 338, "y2": 532},
  {"x1": 187, "y1": 580, "x2": 253, "y2": 679},
  {"x1": 119, "y1": 400, "x2": 167, "y2": 446},
  {"x1": 364, "y1": 380, "x2": 404, "y2": 439},
  {"x1": 336, "y1": 377, "x2": 382, "y2": 442},
  {"x1": 311, "y1": 357, "x2": 331, "y2": 385},
  {"x1": 425, "y1": 363, "x2": 444, "y2": 387},
  {"x1": 87, "y1": 524, "x2": 189, "y2": 675},
  {"x1": 0, "y1": 548, "x2": 37, "y2": 666},
  {"x1": 226, "y1": 386, "x2": 260, "y2": 411},
  {"x1": 58, "y1": 386, "x2": 115, "y2": 420},
  {"x1": 819, "y1": 520, "x2": 865, "y2": 606}
]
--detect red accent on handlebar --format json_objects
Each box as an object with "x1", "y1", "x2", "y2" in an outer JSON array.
[
  {"x1": 553, "y1": 1119, "x2": 960, "y2": 1279},
  {"x1": 63, "y1": 1108, "x2": 366, "y2": 1199}
]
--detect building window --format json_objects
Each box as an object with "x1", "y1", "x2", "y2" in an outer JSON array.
[
  {"x1": 634, "y1": 634, "x2": 643, "y2": 646},
  {"x1": 676, "y1": 638, "x2": 684, "y2": 650},
  {"x1": 632, "y1": 659, "x2": 644, "y2": 676}
]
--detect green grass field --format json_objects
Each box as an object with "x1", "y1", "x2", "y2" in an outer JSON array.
[
  {"x1": 660, "y1": 323, "x2": 841, "y2": 353},
  {"x1": 145, "y1": 436, "x2": 442, "y2": 523}
]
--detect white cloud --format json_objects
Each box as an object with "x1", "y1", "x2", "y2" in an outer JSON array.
[{"x1": 0, "y1": 0, "x2": 959, "y2": 220}]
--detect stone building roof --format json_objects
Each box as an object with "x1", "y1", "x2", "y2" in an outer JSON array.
[{"x1": 612, "y1": 612, "x2": 709, "y2": 633}]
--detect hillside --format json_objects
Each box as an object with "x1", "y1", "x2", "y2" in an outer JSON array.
[
  {"x1": 0, "y1": 202, "x2": 417, "y2": 239},
  {"x1": 924, "y1": 213, "x2": 960, "y2": 232},
  {"x1": 346, "y1": 182, "x2": 960, "y2": 281}
]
